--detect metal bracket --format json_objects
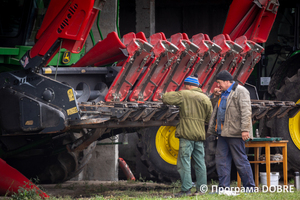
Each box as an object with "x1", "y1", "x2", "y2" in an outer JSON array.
[{"x1": 266, "y1": 0, "x2": 279, "y2": 14}]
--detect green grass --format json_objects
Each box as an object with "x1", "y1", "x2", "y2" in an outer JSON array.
[
  {"x1": 7, "y1": 180, "x2": 300, "y2": 200},
  {"x1": 37, "y1": 191, "x2": 300, "y2": 200}
]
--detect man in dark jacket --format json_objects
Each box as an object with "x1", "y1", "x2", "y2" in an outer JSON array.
[
  {"x1": 207, "y1": 70, "x2": 255, "y2": 192},
  {"x1": 162, "y1": 75, "x2": 213, "y2": 196}
]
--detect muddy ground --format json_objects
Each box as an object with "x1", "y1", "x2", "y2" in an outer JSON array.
[{"x1": 39, "y1": 180, "x2": 178, "y2": 199}]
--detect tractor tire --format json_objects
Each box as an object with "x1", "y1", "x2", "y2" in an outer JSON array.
[
  {"x1": 271, "y1": 67, "x2": 300, "y2": 172},
  {"x1": 40, "y1": 141, "x2": 96, "y2": 183},
  {"x1": 137, "y1": 126, "x2": 180, "y2": 182},
  {"x1": 268, "y1": 53, "x2": 300, "y2": 96},
  {"x1": 137, "y1": 126, "x2": 217, "y2": 182},
  {"x1": 3, "y1": 133, "x2": 97, "y2": 184}
]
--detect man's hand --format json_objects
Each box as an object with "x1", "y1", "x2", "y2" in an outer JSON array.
[
  {"x1": 213, "y1": 88, "x2": 221, "y2": 97},
  {"x1": 242, "y1": 131, "x2": 250, "y2": 141}
]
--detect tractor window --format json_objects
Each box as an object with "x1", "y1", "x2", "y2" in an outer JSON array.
[
  {"x1": 0, "y1": 0, "x2": 25, "y2": 37},
  {"x1": 0, "y1": 0, "x2": 50, "y2": 46},
  {"x1": 263, "y1": 6, "x2": 300, "y2": 78},
  {"x1": 277, "y1": 8, "x2": 298, "y2": 50},
  {"x1": 25, "y1": 0, "x2": 51, "y2": 45}
]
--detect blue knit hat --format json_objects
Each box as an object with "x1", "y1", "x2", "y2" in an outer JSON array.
[{"x1": 184, "y1": 74, "x2": 199, "y2": 87}]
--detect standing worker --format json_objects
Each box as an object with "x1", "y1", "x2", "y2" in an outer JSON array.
[
  {"x1": 162, "y1": 74, "x2": 213, "y2": 196},
  {"x1": 207, "y1": 70, "x2": 255, "y2": 192}
]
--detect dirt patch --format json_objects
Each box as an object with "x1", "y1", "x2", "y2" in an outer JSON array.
[{"x1": 39, "y1": 180, "x2": 177, "y2": 199}]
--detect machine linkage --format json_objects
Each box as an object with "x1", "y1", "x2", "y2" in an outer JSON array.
[
  {"x1": 69, "y1": 100, "x2": 300, "y2": 129},
  {"x1": 70, "y1": 101, "x2": 180, "y2": 129}
]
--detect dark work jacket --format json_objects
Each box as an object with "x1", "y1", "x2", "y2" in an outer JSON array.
[
  {"x1": 207, "y1": 83, "x2": 253, "y2": 138},
  {"x1": 162, "y1": 88, "x2": 213, "y2": 141}
]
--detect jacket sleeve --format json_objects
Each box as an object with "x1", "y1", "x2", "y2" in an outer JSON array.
[
  {"x1": 210, "y1": 95, "x2": 220, "y2": 108},
  {"x1": 207, "y1": 103, "x2": 218, "y2": 135},
  {"x1": 162, "y1": 91, "x2": 183, "y2": 106},
  {"x1": 238, "y1": 89, "x2": 252, "y2": 132},
  {"x1": 205, "y1": 99, "x2": 213, "y2": 124}
]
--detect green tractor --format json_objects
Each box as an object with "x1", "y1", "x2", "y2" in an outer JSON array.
[{"x1": 1, "y1": 0, "x2": 300, "y2": 186}]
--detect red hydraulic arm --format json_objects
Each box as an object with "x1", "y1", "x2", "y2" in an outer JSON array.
[
  {"x1": 20, "y1": 0, "x2": 101, "y2": 71},
  {"x1": 223, "y1": 0, "x2": 279, "y2": 43}
]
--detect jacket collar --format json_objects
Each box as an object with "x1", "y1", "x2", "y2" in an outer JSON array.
[
  {"x1": 190, "y1": 87, "x2": 203, "y2": 93},
  {"x1": 232, "y1": 82, "x2": 238, "y2": 91},
  {"x1": 226, "y1": 82, "x2": 239, "y2": 109}
]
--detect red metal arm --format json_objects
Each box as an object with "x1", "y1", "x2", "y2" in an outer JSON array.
[
  {"x1": 20, "y1": 0, "x2": 99, "y2": 70},
  {"x1": 223, "y1": 0, "x2": 279, "y2": 43}
]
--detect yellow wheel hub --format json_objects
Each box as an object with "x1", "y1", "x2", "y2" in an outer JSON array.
[
  {"x1": 155, "y1": 126, "x2": 179, "y2": 165},
  {"x1": 289, "y1": 99, "x2": 300, "y2": 150}
]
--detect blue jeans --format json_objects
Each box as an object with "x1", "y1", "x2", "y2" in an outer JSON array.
[
  {"x1": 215, "y1": 136, "x2": 255, "y2": 189},
  {"x1": 177, "y1": 138, "x2": 206, "y2": 192}
]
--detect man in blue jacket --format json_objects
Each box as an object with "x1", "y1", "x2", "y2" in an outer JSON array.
[{"x1": 207, "y1": 70, "x2": 255, "y2": 192}]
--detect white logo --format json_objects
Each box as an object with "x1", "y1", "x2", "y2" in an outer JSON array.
[
  {"x1": 9, "y1": 73, "x2": 36, "y2": 88},
  {"x1": 199, "y1": 184, "x2": 208, "y2": 193}
]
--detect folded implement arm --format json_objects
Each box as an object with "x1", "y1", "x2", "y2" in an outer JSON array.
[{"x1": 1, "y1": 0, "x2": 295, "y2": 137}]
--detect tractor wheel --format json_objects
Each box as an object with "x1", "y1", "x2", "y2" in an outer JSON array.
[
  {"x1": 268, "y1": 53, "x2": 300, "y2": 96},
  {"x1": 271, "y1": 67, "x2": 300, "y2": 171},
  {"x1": 137, "y1": 126, "x2": 180, "y2": 182},
  {"x1": 260, "y1": 54, "x2": 300, "y2": 138},
  {"x1": 39, "y1": 141, "x2": 96, "y2": 183},
  {"x1": 3, "y1": 132, "x2": 97, "y2": 184},
  {"x1": 137, "y1": 126, "x2": 217, "y2": 182}
]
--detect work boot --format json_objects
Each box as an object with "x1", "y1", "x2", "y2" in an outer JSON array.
[
  {"x1": 192, "y1": 191, "x2": 205, "y2": 196},
  {"x1": 174, "y1": 189, "x2": 191, "y2": 197}
]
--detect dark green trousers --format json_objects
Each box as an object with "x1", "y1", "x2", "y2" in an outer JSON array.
[{"x1": 177, "y1": 138, "x2": 207, "y2": 191}]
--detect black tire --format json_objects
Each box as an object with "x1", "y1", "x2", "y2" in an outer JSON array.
[
  {"x1": 3, "y1": 133, "x2": 97, "y2": 184},
  {"x1": 137, "y1": 126, "x2": 180, "y2": 182},
  {"x1": 268, "y1": 53, "x2": 300, "y2": 96},
  {"x1": 40, "y1": 141, "x2": 96, "y2": 183},
  {"x1": 137, "y1": 126, "x2": 217, "y2": 182},
  {"x1": 271, "y1": 67, "x2": 300, "y2": 171},
  {"x1": 258, "y1": 116, "x2": 272, "y2": 138}
]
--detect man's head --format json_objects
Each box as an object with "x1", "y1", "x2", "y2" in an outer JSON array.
[
  {"x1": 184, "y1": 75, "x2": 199, "y2": 90},
  {"x1": 215, "y1": 70, "x2": 233, "y2": 91}
]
